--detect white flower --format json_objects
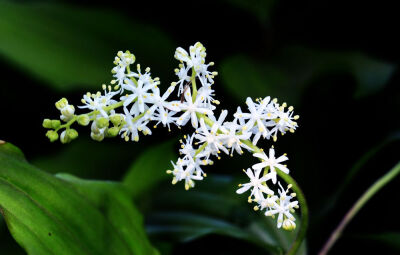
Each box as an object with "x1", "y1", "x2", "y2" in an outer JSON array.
[
  {"x1": 174, "y1": 42, "x2": 206, "y2": 73},
  {"x1": 148, "y1": 85, "x2": 180, "y2": 115},
  {"x1": 121, "y1": 77, "x2": 157, "y2": 114},
  {"x1": 167, "y1": 158, "x2": 203, "y2": 190},
  {"x1": 79, "y1": 89, "x2": 117, "y2": 118},
  {"x1": 196, "y1": 62, "x2": 217, "y2": 87},
  {"x1": 220, "y1": 118, "x2": 252, "y2": 156},
  {"x1": 179, "y1": 135, "x2": 196, "y2": 161},
  {"x1": 195, "y1": 117, "x2": 229, "y2": 156},
  {"x1": 269, "y1": 104, "x2": 299, "y2": 139},
  {"x1": 240, "y1": 97, "x2": 272, "y2": 141},
  {"x1": 265, "y1": 183, "x2": 298, "y2": 229},
  {"x1": 257, "y1": 196, "x2": 278, "y2": 211},
  {"x1": 174, "y1": 64, "x2": 191, "y2": 96},
  {"x1": 176, "y1": 88, "x2": 213, "y2": 128},
  {"x1": 252, "y1": 147, "x2": 289, "y2": 184},
  {"x1": 111, "y1": 51, "x2": 136, "y2": 88},
  {"x1": 152, "y1": 110, "x2": 178, "y2": 131},
  {"x1": 197, "y1": 85, "x2": 216, "y2": 109},
  {"x1": 174, "y1": 42, "x2": 217, "y2": 88},
  {"x1": 119, "y1": 107, "x2": 150, "y2": 142},
  {"x1": 236, "y1": 168, "x2": 274, "y2": 201}
]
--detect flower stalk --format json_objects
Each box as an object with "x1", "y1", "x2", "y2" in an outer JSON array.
[{"x1": 319, "y1": 161, "x2": 400, "y2": 255}]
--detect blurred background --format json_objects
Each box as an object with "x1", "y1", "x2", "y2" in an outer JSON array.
[{"x1": 1, "y1": 0, "x2": 399, "y2": 254}]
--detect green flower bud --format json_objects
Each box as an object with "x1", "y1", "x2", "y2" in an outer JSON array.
[
  {"x1": 43, "y1": 119, "x2": 52, "y2": 129},
  {"x1": 107, "y1": 127, "x2": 119, "y2": 137},
  {"x1": 77, "y1": 114, "x2": 90, "y2": 126},
  {"x1": 51, "y1": 120, "x2": 61, "y2": 129},
  {"x1": 46, "y1": 130, "x2": 59, "y2": 142},
  {"x1": 91, "y1": 132, "x2": 105, "y2": 142},
  {"x1": 66, "y1": 129, "x2": 79, "y2": 140},
  {"x1": 55, "y1": 98, "x2": 68, "y2": 110},
  {"x1": 110, "y1": 114, "x2": 123, "y2": 126},
  {"x1": 60, "y1": 130, "x2": 71, "y2": 144},
  {"x1": 96, "y1": 117, "x2": 109, "y2": 129}
]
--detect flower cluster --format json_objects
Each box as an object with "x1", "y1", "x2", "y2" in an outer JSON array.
[{"x1": 43, "y1": 42, "x2": 299, "y2": 230}]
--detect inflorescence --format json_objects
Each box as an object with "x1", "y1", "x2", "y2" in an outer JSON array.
[{"x1": 43, "y1": 42, "x2": 300, "y2": 230}]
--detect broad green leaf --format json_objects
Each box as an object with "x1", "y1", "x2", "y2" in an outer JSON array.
[
  {"x1": 145, "y1": 175, "x2": 306, "y2": 254},
  {"x1": 220, "y1": 47, "x2": 395, "y2": 105},
  {"x1": 123, "y1": 139, "x2": 176, "y2": 198},
  {"x1": 32, "y1": 138, "x2": 143, "y2": 179},
  {"x1": 0, "y1": 141, "x2": 158, "y2": 255},
  {"x1": 0, "y1": 1, "x2": 175, "y2": 92}
]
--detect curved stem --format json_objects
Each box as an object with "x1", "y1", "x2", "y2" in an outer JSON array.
[
  {"x1": 319, "y1": 161, "x2": 400, "y2": 255},
  {"x1": 277, "y1": 170, "x2": 308, "y2": 255}
]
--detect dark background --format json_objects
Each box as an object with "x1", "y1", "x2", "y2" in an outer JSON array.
[{"x1": 1, "y1": 0, "x2": 400, "y2": 254}]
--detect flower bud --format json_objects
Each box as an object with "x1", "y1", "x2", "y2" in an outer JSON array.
[
  {"x1": 55, "y1": 98, "x2": 69, "y2": 110},
  {"x1": 282, "y1": 219, "x2": 296, "y2": 231},
  {"x1": 91, "y1": 132, "x2": 105, "y2": 142},
  {"x1": 77, "y1": 114, "x2": 90, "y2": 126},
  {"x1": 51, "y1": 120, "x2": 61, "y2": 129},
  {"x1": 60, "y1": 105, "x2": 75, "y2": 118},
  {"x1": 42, "y1": 119, "x2": 52, "y2": 129},
  {"x1": 60, "y1": 130, "x2": 71, "y2": 144},
  {"x1": 110, "y1": 114, "x2": 123, "y2": 126},
  {"x1": 46, "y1": 130, "x2": 59, "y2": 142},
  {"x1": 66, "y1": 129, "x2": 78, "y2": 140},
  {"x1": 107, "y1": 127, "x2": 119, "y2": 137},
  {"x1": 96, "y1": 117, "x2": 109, "y2": 129}
]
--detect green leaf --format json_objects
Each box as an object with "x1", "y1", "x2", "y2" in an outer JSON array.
[
  {"x1": 32, "y1": 138, "x2": 143, "y2": 179},
  {"x1": 0, "y1": 1, "x2": 175, "y2": 92},
  {"x1": 220, "y1": 46, "x2": 396, "y2": 105},
  {"x1": 0, "y1": 141, "x2": 158, "y2": 255},
  {"x1": 145, "y1": 175, "x2": 306, "y2": 254},
  {"x1": 123, "y1": 139, "x2": 176, "y2": 198}
]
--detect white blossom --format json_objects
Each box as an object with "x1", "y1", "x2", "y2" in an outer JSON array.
[
  {"x1": 252, "y1": 147, "x2": 289, "y2": 184},
  {"x1": 236, "y1": 168, "x2": 274, "y2": 201},
  {"x1": 176, "y1": 88, "x2": 213, "y2": 128},
  {"x1": 265, "y1": 183, "x2": 299, "y2": 230}
]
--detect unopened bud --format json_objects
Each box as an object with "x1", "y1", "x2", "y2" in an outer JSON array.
[
  {"x1": 282, "y1": 219, "x2": 296, "y2": 231},
  {"x1": 51, "y1": 120, "x2": 61, "y2": 129},
  {"x1": 96, "y1": 117, "x2": 109, "y2": 129},
  {"x1": 42, "y1": 119, "x2": 52, "y2": 129},
  {"x1": 77, "y1": 114, "x2": 90, "y2": 126},
  {"x1": 60, "y1": 105, "x2": 75, "y2": 118},
  {"x1": 55, "y1": 98, "x2": 68, "y2": 110},
  {"x1": 60, "y1": 130, "x2": 71, "y2": 144},
  {"x1": 110, "y1": 114, "x2": 123, "y2": 126},
  {"x1": 46, "y1": 130, "x2": 59, "y2": 142},
  {"x1": 66, "y1": 129, "x2": 78, "y2": 140},
  {"x1": 107, "y1": 127, "x2": 119, "y2": 137},
  {"x1": 91, "y1": 132, "x2": 105, "y2": 142}
]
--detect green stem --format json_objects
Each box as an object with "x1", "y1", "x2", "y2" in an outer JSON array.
[
  {"x1": 55, "y1": 100, "x2": 126, "y2": 132},
  {"x1": 318, "y1": 161, "x2": 400, "y2": 255},
  {"x1": 194, "y1": 142, "x2": 208, "y2": 158},
  {"x1": 197, "y1": 114, "x2": 308, "y2": 255},
  {"x1": 191, "y1": 68, "x2": 197, "y2": 102}
]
